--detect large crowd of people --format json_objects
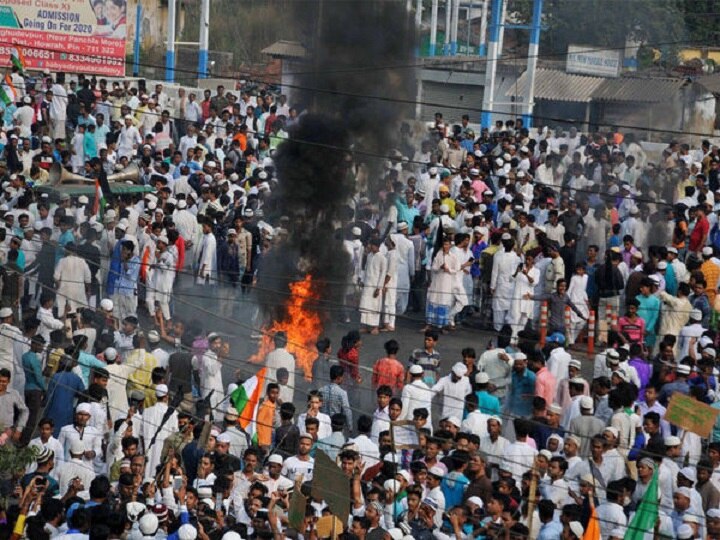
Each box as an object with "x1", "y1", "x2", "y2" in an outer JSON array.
[{"x1": 0, "y1": 65, "x2": 720, "y2": 540}]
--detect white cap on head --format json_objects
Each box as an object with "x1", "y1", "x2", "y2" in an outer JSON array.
[
  {"x1": 70, "y1": 439, "x2": 85, "y2": 455},
  {"x1": 384, "y1": 479, "x2": 401, "y2": 492},
  {"x1": 547, "y1": 403, "x2": 563, "y2": 415},
  {"x1": 139, "y1": 513, "x2": 159, "y2": 535},
  {"x1": 76, "y1": 402, "x2": 92, "y2": 415},
  {"x1": 147, "y1": 330, "x2": 160, "y2": 343},
  {"x1": 439, "y1": 204, "x2": 450, "y2": 213},
  {"x1": 675, "y1": 486, "x2": 693, "y2": 499},
  {"x1": 0, "y1": 307, "x2": 12, "y2": 319},
  {"x1": 104, "y1": 347, "x2": 118, "y2": 361},
  {"x1": 475, "y1": 372, "x2": 489, "y2": 384},
  {"x1": 569, "y1": 521, "x2": 584, "y2": 538},
  {"x1": 676, "y1": 364, "x2": 691, "y2": 375},
  {"x1": 445, "y1": 416, "x2": 461, "y2": 428},
  {"x1": 580, "y1": 396, "x2": 594, "y2": 411},
  {"x1": 708, "y1": 508, "x2": 720, "y2": 519},
  {"x1": 703, "y1": 246, "x2": 714, "y2": 256},
  {"x1": 409, "y1": 364, "x2": 424, "y2": 375},
  {"x1": 268, "y1": 454, "x2": 284, "y2": 465},
  {"x1": 155, "y1": 384, "x2": 169, "y2": 398},
  {"x1": 679, "y1": 466, "x2": 696, "y2": 483},
  {"x1": 664, "y1": 435, "x2": 682, "y2": 447},
  {"x1": 178, "y1": 524, "x2": 198, "y2": 540},
  {"x1": 466, "y1": 496, "x2": 484, "y2": 508},
  {"x1": 603, "y1": 426, "x2": 619, "y2": 438},
  {"x1": 216, "y1": 433, "x2": 232, "y2": 444},
  {"x1": 451, "y1": 362, "x2": 468, "y2": 377}
]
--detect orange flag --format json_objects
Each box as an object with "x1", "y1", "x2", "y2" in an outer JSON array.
[{"x1": 582, "y1": 506, "x2": 601, "y2": 540}]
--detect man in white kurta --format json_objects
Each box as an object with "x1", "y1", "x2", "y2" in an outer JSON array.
[
  {"x1": 359, "y1": 240, "x2": 388, "y2": 332},
  {"x1": 490, "y1": 236, "x2": 522, "y2": 331},
  {"x1": 141, "y1": 384, "x2": 178, "y2": 479},
  {"x1": 391, "y1": 224, "x2": 415, "y2": 315},
  {"x1": 401, "y1": 365, "x2": 434, "y2": 423},
  {"x1": 54, "y1": 250, "x2": 91, "y2": 315},
  {"x1": 431, "y1": 362, "x2": 472, "y2": 420},
  {"x1": 0, "y1": 308, "x2": 21, "y2": 378},
  {"x1": 105, "y1": 347, "x2": 143, "y2": 420},
  {"x1": 147, "y1": 236, "x2": 177, "y2": 321},
  {"x1": 265, "y1": 332, "x2": 296, "y2": 404},
  {"x1": 195, "y1": 333, "x2": 224, "y2": 422},
  {"x1": 195, "y1": 223, "x2": 217, "y2": 285},
  {"x1": 382, "y1": 238, "x2": 399, "y2": 330}
]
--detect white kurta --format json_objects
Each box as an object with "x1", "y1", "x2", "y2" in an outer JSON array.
[
  {"x1": 509, "y1": 266, "x2": 540, "y2": 325},
  {"x1": 431, "y1": 374, "x2": 472, "y2": 420},
  {"x1": 54, "y1": 255, "x2": 91, "y2": 313},
  {"x1": 491, "y1": 250, "x2": 522, "y2": 312},
  {"x1": 426, "y1": 250, "x2": 460, "y2": 307},
  {"x1": 391, "y1": 234, "x2": 415, "y2": 313},
  {"x1": 196, "y1": 350, "x2": 224, "y2": 421},
  {"x1": 360, "y1": 251, "x2": 388, "y2": 327},
  {"x1": 266, "y1": 347, "x2": 296, "y2": 404},
  {"x1": 382, "y1": 249, "x2": 398, "y2": 327},
  {"x1": 142, "y1": 401, "x2": 178, "y2": 479},
  {"x1": 195, "y1": 232, "x2": 218, "y2": 284},
  {"x1": 0, "y1": 323, "x2": 21, "y2": 379}
]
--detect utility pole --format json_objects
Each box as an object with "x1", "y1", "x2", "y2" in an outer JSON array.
[
  {"x1": 198, "y1": 0, "x2": 210, "y2": 78},
  {"x1": 132, "y1": 4, "x2": 142, "y2": 77},
  {"x1": 444, "y1": 0, "x2": 451, "y2": 55},
  {"x1": 479, "y1": 0, "x2": 489, "y2": 56},
  {"x1": 522, "y1": 0, "x2": 543, "y2": 128},
  {"x1": 429, "y1": 0, "x2": 439, "y2": 56},
  {"x1": 165, "y1": 0, "x2": 176, "y2": 82},
  {"x1": 481, "y1": 0, "x2": 504, "y2": 128},
  {"x1": 450, "y1": 0, "x2": 460, "y2": 55}
]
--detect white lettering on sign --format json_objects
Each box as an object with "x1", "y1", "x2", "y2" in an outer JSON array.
[{"x1": 566, "y1": 44, "x2": 622, "y2": 78}]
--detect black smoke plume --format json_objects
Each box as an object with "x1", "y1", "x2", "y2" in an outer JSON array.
[{"x1": 257, "y1": 0, "x2": 416, "y2": 322}]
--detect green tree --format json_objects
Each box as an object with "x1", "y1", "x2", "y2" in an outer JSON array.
[{"x1": 513, "y1": 0, "x2": 688, "y2": 62}]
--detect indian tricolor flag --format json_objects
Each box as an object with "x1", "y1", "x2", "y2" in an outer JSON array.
[
  {"x1": 0, "y1": 74, "x2": 16, "y2": 106},
  {"x1": 231, "y1": 367, "x2": 266, "y2": 444},
  {"x1": 9, "y1": 47, "x2": 25, "y2": 73},
  {"x1": 93, "y1": 179, "x2": 106, "y2": 218}
]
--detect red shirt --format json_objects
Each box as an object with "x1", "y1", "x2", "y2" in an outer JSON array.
[
  {"x1": 175, "y1": 236, "x2": 186, "y2": 271},
  {"x1": 372, "y1": 357, "x2": 405, "y2": 391},
  {"x1": 338, "y1": 347, "x2": 360, "y2": 381},
  {"x1": 690, "y1": 215, "x2": 709, "y2": 252}
]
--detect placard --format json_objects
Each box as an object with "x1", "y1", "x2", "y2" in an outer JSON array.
[
  {"x1": 0, "y1": 0, "x2": 126, "y2": 76},
  {"x1": 664, "y1": 393, "x2": 720, "y2": 438}
]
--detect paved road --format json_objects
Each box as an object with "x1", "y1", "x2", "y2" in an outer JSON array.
[{"x1": 171, "y1": 287, "x2": 593, "y2": 428}]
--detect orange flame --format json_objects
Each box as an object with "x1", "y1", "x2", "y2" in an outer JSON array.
[{"x1": 249, "y1": 275, "x2": 323, "y2": 380}]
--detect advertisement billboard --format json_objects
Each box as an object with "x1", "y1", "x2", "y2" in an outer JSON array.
[
  {"x1": 0, "y1": 0, "x2": 127, "y2": 76},
  {"x1": 566, "y1": 44, "x2": 621, "y2": 78}
]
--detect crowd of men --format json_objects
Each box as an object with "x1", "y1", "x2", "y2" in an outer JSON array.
[{"x1": 1, "y1": 66, "x2": 720, "y2": 540}]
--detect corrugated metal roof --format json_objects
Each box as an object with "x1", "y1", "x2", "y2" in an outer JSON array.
[
  {"x1": 696, "y1": 74, "x2": 720, "y2": 94},
  {"x1": 506, "y1": 69, "x2": 604, "y2": 103},
  {"x1": 592, "y1": 77, "x2": 688, "y2": 102},
  {"x1": 261, "y1": 41, "x2": 307, "y2": 59}
]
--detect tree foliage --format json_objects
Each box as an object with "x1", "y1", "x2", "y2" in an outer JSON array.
[
  {"x1": 513, "y1": 0, "x2": 691, "y2": 61},
  {"x1": 180, "y1": 0, "x2": 306, "y2": 66}
]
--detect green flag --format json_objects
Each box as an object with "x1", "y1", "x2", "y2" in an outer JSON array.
[{"x1": 626, "y1": 469, "x2": 659, "y2": 540}]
